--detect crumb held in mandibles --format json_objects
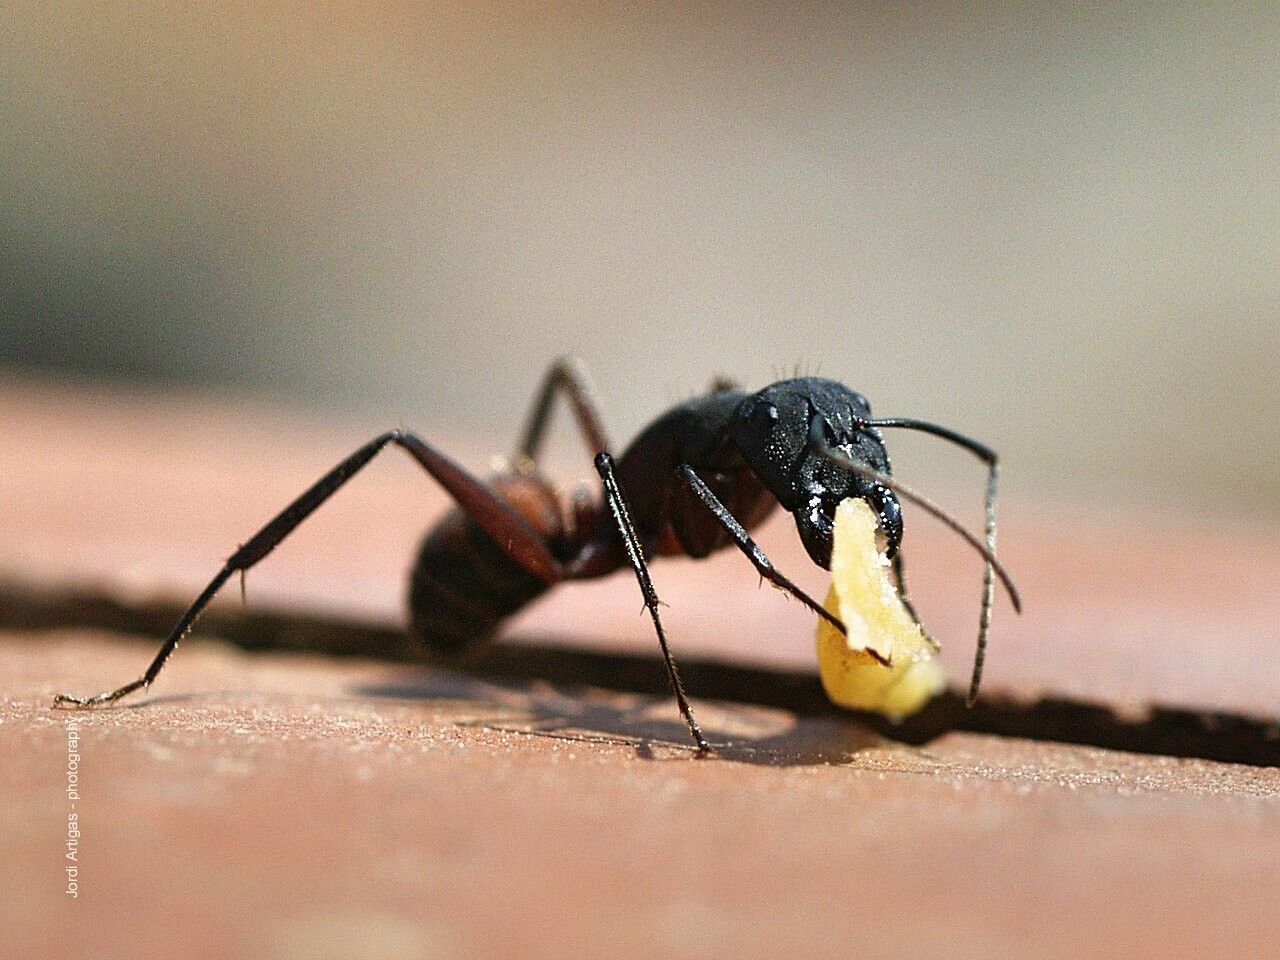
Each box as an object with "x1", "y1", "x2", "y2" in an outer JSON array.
[{"x1": 815, "y1": 498, "x2": 946, "y2": 720}]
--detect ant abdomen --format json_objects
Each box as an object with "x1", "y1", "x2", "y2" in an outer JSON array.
[{"x1": 407, "y1": 473, "x2": 568, "y2": 656}]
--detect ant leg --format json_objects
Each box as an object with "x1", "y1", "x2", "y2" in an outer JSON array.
[
  {"x1": 863, "y1": 418, "x2": 1004, "y2": 704},
  {"x1": 515, "y1": 357, "x2": 612, "y2": 466},
  {"x1": 890, "y1": 551, "x2": 919, "y2": 622},
  {"x1": 891, "y1": 551, "x2": 938, "y2": 652},
  {"x1": 53, "y1": 430, "x2": 564, "y2": 709},
  {"x1": 676, "y1": 466, "x2": 891, "y2": 667},
  {"x1": 593, "y1": 452, "x2": 710, "y2": 753}
]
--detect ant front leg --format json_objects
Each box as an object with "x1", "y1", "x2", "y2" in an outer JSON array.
[
  {"x1": 593, "y1": 452, "x2": 710, "y2": 753},
  {"x1": 53, "y1": 430, "x2": 565, "y2": 709},
  {"x1": 890, "y1": 551, "x2": 937, "y2": 652},
  {"x1": 675, "y1": 466, "x2": 891, "y2": 667}
]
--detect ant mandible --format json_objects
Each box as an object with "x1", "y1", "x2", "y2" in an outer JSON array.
[{"x1": 54, "y1": 358, "x2": 1021, "y2": 752}]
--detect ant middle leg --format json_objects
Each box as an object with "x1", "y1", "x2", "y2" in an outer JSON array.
[
  {"x1": 53, "y1": 430, "x2": 565, "y2": 709},
  {"x1": 593, "y1": 452, "x2": 709, "y2": 753},
  {"x1": 515, "y1": 356, "x2": 612, "y2": 466}
]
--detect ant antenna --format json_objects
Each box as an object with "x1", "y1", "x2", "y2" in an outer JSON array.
[
  {"x1": 863, "y1": 417, "x2": 1013, "y2": 704},
  {"x1": 818, "y1": 428, "x2": 1020, "y2": 706}
]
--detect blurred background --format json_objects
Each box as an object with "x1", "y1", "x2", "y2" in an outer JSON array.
[{"x1": 2, "y1": 1, "x2": 1277, "y2": 520}]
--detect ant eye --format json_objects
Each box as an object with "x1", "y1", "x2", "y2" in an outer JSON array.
[{"x1": 752, "y1": 403, "x2": 780, "y2": 426}]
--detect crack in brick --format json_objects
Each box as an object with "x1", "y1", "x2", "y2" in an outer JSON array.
[{"x1": 7, "y1": 581, "x2": 1279, "y2": 768}]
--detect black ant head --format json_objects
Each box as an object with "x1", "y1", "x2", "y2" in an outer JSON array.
[{"x1": 730, "y1": 377, "x2": 903, "y2": 569}]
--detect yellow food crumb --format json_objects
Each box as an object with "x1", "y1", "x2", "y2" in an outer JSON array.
[{"x1": 814, "y1": 498, "x2": 946, "y2": 719}]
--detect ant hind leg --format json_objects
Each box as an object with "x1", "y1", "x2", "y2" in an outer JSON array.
[{"x1": 53, "y1": 430, "x2": 565, "y2": 709}]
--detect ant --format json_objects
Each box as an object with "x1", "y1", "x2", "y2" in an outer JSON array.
[{"x1": 54, "y1": 358, "x2": 1021, "y2": 752}]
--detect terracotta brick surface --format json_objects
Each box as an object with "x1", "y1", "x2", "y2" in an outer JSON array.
[
  {"x1": 2, "y1": 377, "x2": 1278, "y2": 714},
  {"x1": 3, "y1": 377, "x2": 1279, "y2": 959}
]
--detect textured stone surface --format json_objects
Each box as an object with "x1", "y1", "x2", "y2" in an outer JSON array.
[{"x1": 3, "y1": 377, "x2": 1279, "y2": 959}]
